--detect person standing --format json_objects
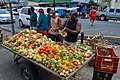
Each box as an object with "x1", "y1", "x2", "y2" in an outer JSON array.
[
  {"x1": 47, "y1": 8, "x2": 51, "y2": 27},
  {"x1": 89, "y1": 7, "x2": 96, "y2": 26},
  {"x1": 48, "y1": 11, "x2": 63, "y2": 42},
  {"x1": 34, "y1": 8, "x2": 49, "y2": 31},
  {"x1": 26, "y1": 7, "x2": 37, "y2": 28},
  {"x1": 62, "y1": 9, "x2": 82, "y2": 48}
]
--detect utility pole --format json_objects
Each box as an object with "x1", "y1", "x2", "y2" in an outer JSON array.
[
  {"x1": 8, "y1": 0, "x2": 15, "y2": 35},
  {"x1": 53, "y1": 0, "x2": 55, "y2": 11},
  {"x1": 109, "y1": 0, "x2": 111, "y2": 8},
  {"x1": 97, "y1": 0, "x2": 99, "y2": 10}
]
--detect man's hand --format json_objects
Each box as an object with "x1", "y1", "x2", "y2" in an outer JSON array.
[
  {"x1": 36, "y1": 23, "x2": 40, "y2": 27},
  {"x1": 65, "y1": 28, "x2": 69, "y2": 33}
]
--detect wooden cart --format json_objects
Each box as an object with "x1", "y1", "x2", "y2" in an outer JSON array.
[{"x1": 1, "y1": 44, "x2": 95, "y2": 80}]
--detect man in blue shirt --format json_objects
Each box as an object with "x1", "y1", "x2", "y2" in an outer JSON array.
[
  {"x1": 35, "y1": 8, "x2": 49, "y2": 31},
  {"x1": 26, "y1": 7, "x2": 37, "y2": 28},
  {"x1": 47, "y1": 8, "x2": 51, "y2": 27}
]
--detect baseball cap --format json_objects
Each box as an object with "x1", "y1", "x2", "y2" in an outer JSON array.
[
  {"x1": 70, "y1": 9, "x2": 78, "y2": 15},
  {"x1": 38, "y1": 8, "x2": 44, "y2": 13}
]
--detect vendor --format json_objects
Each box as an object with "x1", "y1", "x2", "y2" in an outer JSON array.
[
  {"x1": 62, "y1": 9, "x2": 82, "y2": 48},
  {"x1": 26, "y1": 7, "x2": 37, "y2": 28},
  {"x1": 34, "y1": 8, "x2": 49, "y2": 31},
  {"x1": 48, "y1": 11, "x2": 63, "y2": 42}
]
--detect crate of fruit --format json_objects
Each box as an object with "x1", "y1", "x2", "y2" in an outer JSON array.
[{"x1": 95, "y1": 47, "x2": 119, "y2": 74}]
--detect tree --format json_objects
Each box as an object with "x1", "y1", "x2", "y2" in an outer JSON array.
[
  {"x1": 102, "y1": 0, "x2": 111, "y2": 8},
  {"x1": 89, "y1": 0, "x2": 95, "y2": 7},
  {"x1": 89, "y1": 0, "x2": 95, "y2": 5}
]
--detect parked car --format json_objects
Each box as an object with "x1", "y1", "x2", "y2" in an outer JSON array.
[
  {"x1": 0, "y1": 9, "x2": 15, "y2": 23},
  {"x1": 65, "y1": 7, "x2": 79, "y2": 18},
  {"x1": 96, "y1": 8, "x2": 120, "y2": 21},
  {"x1": 19, "y1": 7, "x2": 61, "y2": 27},
  {"x1": 12, "y1": 8, "x2": 19, "y2": 15},
  {"x1": 7, "y1": 8, "x2": 19, "y2": 15}
]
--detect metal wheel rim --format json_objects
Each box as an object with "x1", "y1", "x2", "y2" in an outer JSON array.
[
  {"x1": 22, "y1": 68, "x2": 31, "y2": 80},
  {"x1": 100, "y1": 16, "x2": 105, "y2": 20}
]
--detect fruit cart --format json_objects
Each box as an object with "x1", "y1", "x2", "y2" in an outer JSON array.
[
  {"x1": 1, "y1": 29, "x2": 95, "y2": 80},
  {"x1": 2, "y1": 45, "x2": 95, "y2": 80},
  {"x1": 1, "y1": 44, "x2": 95, "y2": 80}
]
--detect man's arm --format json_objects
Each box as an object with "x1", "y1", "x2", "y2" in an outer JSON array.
[
  {"x1": 57, "y1": 17, "x2": 62, "y2": 28},
  {"x1": 26, "y1": 13, "x2": 37, "y2": 21},
  {"x1": 59, "y1": 19, "x2": 67, "y2": 30},
  {"x1": 65, "y1": 21, "x2": 82, "y2": 35},
  {"x1": 36, "y1": 15, "x2": 42, "y2": 27}
]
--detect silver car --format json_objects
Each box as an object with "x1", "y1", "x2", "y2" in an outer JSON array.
[
  {"x1": 96, "y1": 8, "x2": 120, "y2": 21},
  {"x1": 0, "y1": 9, "x2": 15, "y2": 23}
]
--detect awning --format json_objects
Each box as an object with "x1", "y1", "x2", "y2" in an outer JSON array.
[{"x1": 0, "y1": 2, "x2": 7, "y2": 6}]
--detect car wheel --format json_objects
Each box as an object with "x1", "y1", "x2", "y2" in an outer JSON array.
[
  {"x1": 21, "y1": 61, "x2": 38, "y2": 80},
  {"x1": 99, "y1": 15, "x2": 106, "y2": 21},
  {"x1": 19, "y1": 20, "x2": 24, "y2": 27}
]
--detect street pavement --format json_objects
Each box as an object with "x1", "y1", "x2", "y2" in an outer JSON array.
[
  {"x1": 0, "y1": 17, "x2": 120, "y2": 80},
  {"x1": 1, "y1": 16, "x2": 120, "y2": 37}
]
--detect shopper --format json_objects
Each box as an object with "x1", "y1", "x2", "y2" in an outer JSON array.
[
  {"x1": 34, "y1": 8, "x2": 49, "y2": 31},
  {"x1": 48, "y1": 11, "x2": 63, "y2": 42},
  {"x1": 89, "y1": 7, "x2": 96, "y2": 26},
  {"x1": 62, "y1": 9, "x2": 82, "y2": 48},
  {"x1": 47, "y1": 8, "x2": 51, "y2": 27},
  {"x1": 26, "y1": 7, "x2": 37, "y2": 28}
]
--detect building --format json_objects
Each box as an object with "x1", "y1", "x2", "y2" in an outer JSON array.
[
  {"x1": 13, "y1": 0, "x2": 28, "y2": 8},
  {"x1": 71, "y1": 0, "x2": 102, "y2": 4},
  {"x1": 29, "y1": 0, "x2": 71, "y2": 2},
  {"x1": 0, "y1": 0, "x2": 28, "y2": 8},
  {"x1": 111, "y1": 0, "x2": 120, "y2": 8}
]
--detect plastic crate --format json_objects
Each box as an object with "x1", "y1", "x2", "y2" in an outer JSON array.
[
  {"x1": 95, "y1": 47, "x2": 119, "y2": 74},
  {"x1": 92, "y1": 69, "x2": 113, "y2": 80},
  {"x1": 89, "y1": 57, "x2": 95, "y2": 66}
]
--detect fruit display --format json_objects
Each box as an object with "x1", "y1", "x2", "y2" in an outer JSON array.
[
  {"x1": 86, "y1": 32, "x2": 108, "y2": 49},
  {"x1": 61, "y1": 31, "x2": 67, "y2": 37},
  {"x1": 3, "y1": 29, "x2": 93, "y2": 78}
]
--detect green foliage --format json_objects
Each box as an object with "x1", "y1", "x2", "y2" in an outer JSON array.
[{"x1": 89, "y1": 0, "x2": 95, "y2": 4}]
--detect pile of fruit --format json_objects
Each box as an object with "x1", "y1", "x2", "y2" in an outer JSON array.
[
  {"x1": 86, "y1": 32, "x2": 108, "y2": 50},
  {"x1": 3, "y1": 29, "x2": 92, "y2": 78}
]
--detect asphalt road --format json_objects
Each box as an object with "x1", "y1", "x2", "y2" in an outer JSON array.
[
  {"x1": 1, "y1": 15, "x2": 120, "y2": 37},
  {"x1": 0, "y1": 16, "x2": 120, "y2": 80}
]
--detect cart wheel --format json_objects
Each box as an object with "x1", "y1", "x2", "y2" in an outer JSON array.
[
  {"x1": 21, "y1": 61, "x2": 38, "y2": 80},
  {"x1": 68, "y1": 77, "x2": 75, "y2": 80}
]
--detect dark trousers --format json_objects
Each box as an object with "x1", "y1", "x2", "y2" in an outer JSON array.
[{"x1": 49, "y1": 34, "x2": 63, "y2": 43}]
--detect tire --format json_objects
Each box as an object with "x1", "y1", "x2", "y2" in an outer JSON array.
[
  {"x1": 21, "y1": 61, "x2": 38, "y2": 80},
  {"x1": 19, "y1": 20, "x2": 24, "y2": 27},
  {"x1": 99, "y1": 15, "x2": 106, "y2": 21}
]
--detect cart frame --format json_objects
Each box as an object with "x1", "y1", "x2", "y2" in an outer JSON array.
[{"x1": 1, "y1": 44, "x2": 95, "y2": 80}]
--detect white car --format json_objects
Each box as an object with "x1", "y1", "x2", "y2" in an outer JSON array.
[
  {"x1": 0, "y1": 9, "x2": 15, "y2": 23},
  {"x1": 7, "y1": 8, "x2": 19, "y2": 15},
  {"x1": 19, "y1": 7, "x2": 61, "y2": 27}
]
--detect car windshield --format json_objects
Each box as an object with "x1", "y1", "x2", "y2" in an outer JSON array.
[
  {"x1": 103, "y1": 8, "x2": 107, "y2": 12},
  {"x1": 0, "y1": 9, "x2": 9, "y2": 14}
]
